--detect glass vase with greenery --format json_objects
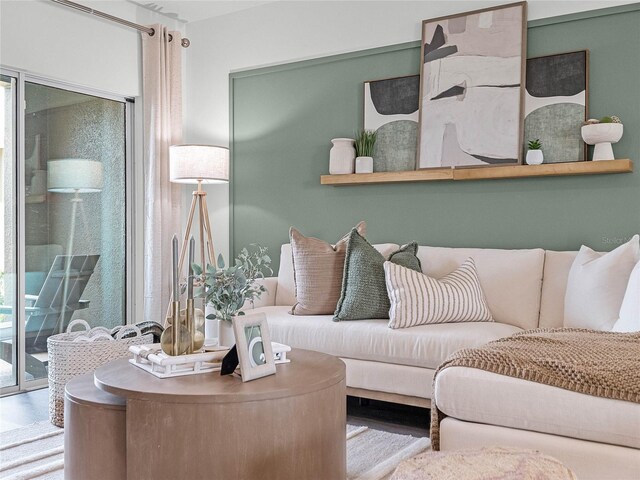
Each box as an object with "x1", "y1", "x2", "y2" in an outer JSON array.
[{"x1": 192, "y1": 244, "x2": 273, "y2": 323}]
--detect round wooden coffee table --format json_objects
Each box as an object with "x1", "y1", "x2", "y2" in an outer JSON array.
[{"x1": 94, "y1": 349, "x2": 346, "y2": 480}]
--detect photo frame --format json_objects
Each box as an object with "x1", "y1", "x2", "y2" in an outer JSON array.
[
  {"x1": 524, "y1": 50, "x2": 589, "y2": 162},
  {"x1": 417, "y1": 1, "x2": 527, "y2": 169},
  {"x1": 363, "y1": 75, "x2": 420, "y2": 172},
  {"x1": 232, "y1": 313, "x2": 276, "y2": 382}
]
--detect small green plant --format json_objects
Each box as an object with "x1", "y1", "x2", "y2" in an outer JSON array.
[
  {"x1": 193, "y1": 244, "x2": 273, "y2": 322},
  {"x1": 355, "y1": 130, "x2": 377, "y2": 157},
  {"x1": 583, "y1": 115, "x2": 622, "y2": 126},
  {"x1": 527, "y1": 139, "x2": 542, "y2": 150}
]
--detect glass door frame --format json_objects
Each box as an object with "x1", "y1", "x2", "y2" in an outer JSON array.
[{"x1": 0, "y1": 67, "x2": 135, "y2": 395}]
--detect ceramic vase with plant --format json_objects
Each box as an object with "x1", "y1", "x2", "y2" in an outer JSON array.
[
  {"x1": 193, "y1": 244, "x2": 272, "y2": 347},
  {"x1": 355, "y1": 130, "x2": 377, "y2": 173},
  {"x1": 581, "y1": 115, "x2": 623, "y2": 161},
  {"x1": 329, "y1": 138, "x2": 356, "y2": 174},
  {"x1": 526, "y1": 139, "x2": 543, "y2": 165}
]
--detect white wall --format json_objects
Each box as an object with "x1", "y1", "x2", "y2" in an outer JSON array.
[
  {"x1": 184, "y1": 0, "x2": 636, "y2": 261},
  {"x1": 0, "y1": 0, "x2": 184, "y2": 324},
  {"x1": 0, "y1": 0, "x2": 183, "y2": 96}
]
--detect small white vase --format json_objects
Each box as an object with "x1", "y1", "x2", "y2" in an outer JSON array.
[
  {"x1": 329, "y1": 138, "x2": 356, "y2": 174},
  {"x1": 355, "y1": 156, "x2": 374, "y2": 173},
  {"x1": 204, "y1": 304, "x2": 217, "y2": 346},
  {"x1": 526, "y1": 150, "x2": 543, "y2": 165},
  {"x1": 218, "y1": 319, "x2": 236, "y2": 347},
  {"x1": 581, "y1": 123, "x2": 623, "y2": 161}
]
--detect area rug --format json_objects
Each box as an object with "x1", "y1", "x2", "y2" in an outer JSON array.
[{"x1": 0, "y1": 421, "x2": 429, "y2": 480}]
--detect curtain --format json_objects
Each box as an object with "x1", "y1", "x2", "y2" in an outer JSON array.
[{"x1": 142, "y1": 25, "x2": 183, "y2": 323}]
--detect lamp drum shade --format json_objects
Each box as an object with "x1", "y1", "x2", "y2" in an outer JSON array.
[
  {"x1": 169, "y1": 145, "x2": 229, "y2": 184},
  {"x1": 47, "y1": 159, "x2": 104, "y2": 193}
]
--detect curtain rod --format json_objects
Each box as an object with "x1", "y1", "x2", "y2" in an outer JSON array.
[{"x1": 50, "y1": 0, "x2": 191, "y2": 48}]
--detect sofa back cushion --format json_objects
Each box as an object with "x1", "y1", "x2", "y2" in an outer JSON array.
[
  {"x1": 276, "y1": 244, "x2": 297, "y2": 307},
  {"x1": 539, "y1": 251, "x2": 578, "y2": 329},
  {"x1": 417, "y1": 246, "x2": 545, "y2": 330},
  {"x1": 275, "y1": 242, "x2": 400, "y2": 307}
]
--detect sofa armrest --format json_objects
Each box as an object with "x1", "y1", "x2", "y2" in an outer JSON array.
[{"x1": 242, "y1": 277, "x2": 278, "y2": 310}]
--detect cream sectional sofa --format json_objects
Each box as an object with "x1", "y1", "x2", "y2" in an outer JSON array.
[{"x1": 247, "y1": 243, "x2": 640, "y2": 479}]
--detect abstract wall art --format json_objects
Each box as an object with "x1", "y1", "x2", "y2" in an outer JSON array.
[
  {"x1": 524, "y1": 51, "x2": 588, "y2": 162},
  {"x1": 417, "y1": 2, "x2": 527, "y2": 169},
  {"x1": 364, "y1": 75, "x2": 420, "y2": 171}
]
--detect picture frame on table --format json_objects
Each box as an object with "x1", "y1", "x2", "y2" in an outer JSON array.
[
  {"x1": 417, "y1": 1, "x2": 527, "y2": 170},
  {"x1": 232, "y1": 313, "x2": 277, "y2": 382}
]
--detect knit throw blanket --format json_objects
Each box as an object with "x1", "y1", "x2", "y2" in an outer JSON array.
[{"x1": 430, "y1": 328, "x2": 640, "y2": 450}]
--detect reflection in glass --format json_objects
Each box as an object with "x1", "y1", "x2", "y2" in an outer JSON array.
[{"x1": 21, "y1": 83, "x2": 127, "y2": 381}]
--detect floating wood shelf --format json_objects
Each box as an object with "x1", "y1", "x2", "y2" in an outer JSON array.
[{"x1": 320, "y1": 159, "x2": 633, "y2": 186}]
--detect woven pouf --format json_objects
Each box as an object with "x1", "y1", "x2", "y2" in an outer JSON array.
[{"x1": 390, "y1": 447, "x2": 577, "y2": 480}]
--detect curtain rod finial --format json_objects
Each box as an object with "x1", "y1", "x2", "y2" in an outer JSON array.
[{"x1": 181, "y1": 38, "x2": 191, "y2": 48}]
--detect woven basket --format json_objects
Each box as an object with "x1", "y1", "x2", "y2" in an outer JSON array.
[{"x1": 47, "y1": 319, "x2": 152, "y2": 427}]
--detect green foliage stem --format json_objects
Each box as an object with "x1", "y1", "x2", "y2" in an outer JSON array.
[{"x1": 193, "y1": 244, "x2": 273, "y2": 323}]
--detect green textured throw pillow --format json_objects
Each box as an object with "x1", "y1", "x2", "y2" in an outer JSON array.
[{"x1": 333, "y1": 229, "x2": 421, "y2": 321}]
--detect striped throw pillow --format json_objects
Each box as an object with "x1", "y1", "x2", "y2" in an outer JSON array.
[{"x1": 384, "y1": 258, "x2": 493, "y2": 329}]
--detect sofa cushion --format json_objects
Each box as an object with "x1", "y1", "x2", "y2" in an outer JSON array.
[
  {"x1": 612, "y1": 260, "x2": 640, "y2": 332},
  {"x1": 289, "y1": 222, "x2": 366, "y2": 315},
  {"x1": 343, "y1": 358, "x2": 435, "y2": 400},
  {"x1": 334, "y1": 231, "x2": 420, "y2": 321},
  {"x1": 256, "y1": 305, "x2": 521, "y2": 369},
  {"x1": 435, "y1": 366, "x2": 640, "y2": 449},
  {"x1": 565, "y1": 235, "x2": 639, "y2": 330},
  {"x1": 275, "y1": 242, "x2": 400, "y2": 307},
  {"x1": 275, "y1": 244, "x2": 297, "y2": 307},
  {"x1": 539, "y1": 251, "x2": 578, "y2": 329},
  {"x1": 417, "y1": 247, "x2": 545, "y2": 330},
  {"x1": 386, "y1": 258, "x2": 493, "y2": 329}
]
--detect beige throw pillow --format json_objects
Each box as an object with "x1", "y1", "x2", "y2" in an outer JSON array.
[
  {"x1": 564, "y1": 235, "x2": 640, "y2": 330},
  {"x1": 385, "y1": 258, "x2": 493, "y2": 329},
  {"x1": 289, "y1": 221, "x2": 366, "y2": 315}
]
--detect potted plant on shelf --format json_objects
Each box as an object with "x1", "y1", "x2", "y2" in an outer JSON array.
[
  {"x1": 581, "y1": 115, "x2": 623, "y2": 161},
  {"x1": 355, "y1": 130, "x2": 377, "y2": 173},
  {"x1": 526, "y1": 139, "x2": 543, "y2": 165},
  {"x1": 193, "y1": 244, "x2": 272, "y2": 347}
]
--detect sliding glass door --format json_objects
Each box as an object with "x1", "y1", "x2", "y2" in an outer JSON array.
[
  {"x1": 0, "y1": 74, "x2": 18, "y2": 389},
  {"x1": 0, "y1": 70, "x2": 133, "y2": 393}
]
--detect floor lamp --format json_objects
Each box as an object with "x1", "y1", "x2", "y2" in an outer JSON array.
[
  {"x1": 169, "y1": 144, "x2": 229, "y2": 296},
  {"x1": 48, "y1": 159, "x2": 103, "y2": 332}
]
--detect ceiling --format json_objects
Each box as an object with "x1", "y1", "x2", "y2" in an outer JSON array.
[{"x1": 127, "y1": 1, "x2": 274, "y2": 23}]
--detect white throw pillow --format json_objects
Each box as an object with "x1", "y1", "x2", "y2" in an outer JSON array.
[
  {"x1": 385, "y1": 258, "x2": 493, "y2": 329},
  {"x1": 564, "y1": 235, "x2": 640, "y2": 330},
  {"x1": 612, "y1": 261, "x2": 640, "y2": 332}
]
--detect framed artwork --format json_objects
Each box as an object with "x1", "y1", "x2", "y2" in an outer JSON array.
[
  {"x1": 232, "y1": 313, "x2": 276, "y2": 382},
  {"x1": 364, "y1": 75, "x2": 420, "y2": 172},
  {"x1": 524, "y1": 50, "x2": 589, "y2": 162},
  {"x1": 417, "y1": 2, "x2": 527, "y2": 169}
]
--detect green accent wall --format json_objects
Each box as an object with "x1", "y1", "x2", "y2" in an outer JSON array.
[{"x1": 231, "y1": 5, "x2": 640, "y2": 271}]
